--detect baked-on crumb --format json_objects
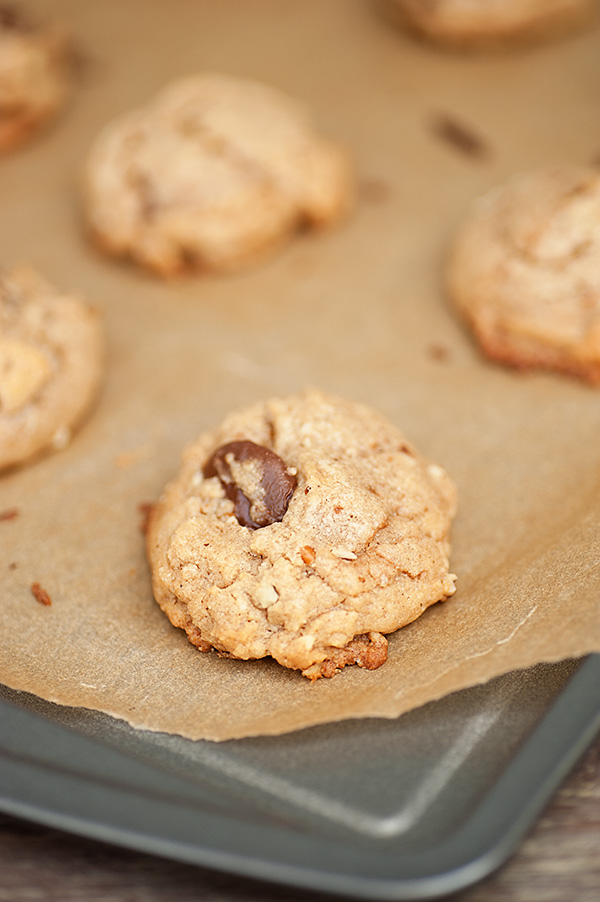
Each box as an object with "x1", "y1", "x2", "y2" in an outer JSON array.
[
  {"x1": 82, "y1": 73, "x2": 353, "y2": 276},
  {"x1": 147, "y1": 389, "x2": 457, "y2": 680},
  {"x1": 31, "y1": 582, "x2": 52, "y2": 606}
]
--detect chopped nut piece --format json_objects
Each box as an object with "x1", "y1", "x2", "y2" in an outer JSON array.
[
  {"x1": 254, "y1": 582, "x2": 279, "y2": 607},
  {"x1": 299, "y1": 545, "x2": 316, "y2": 566},
  {"x1": 331, "y1": 547, "x2": 358, "y2": 561}
]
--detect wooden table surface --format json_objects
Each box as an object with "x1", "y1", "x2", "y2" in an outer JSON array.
[{"x1": 0, "y1": 732, "x2": 598, "y2": 902}]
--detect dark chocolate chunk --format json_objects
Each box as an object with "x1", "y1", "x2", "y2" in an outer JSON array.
[{"x1": 203, "y1": 439, "x2": 297, "y2": 529}]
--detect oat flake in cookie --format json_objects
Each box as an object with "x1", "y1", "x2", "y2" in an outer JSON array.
[
  {"x1": 82, "y1": 73, "x2": 353, "y2": 276},
  {"x1": 147, "y1": 391, "x2": 457, "y2": 680},
  {"x1": 447, "y1": 166, "x2": 600, "y2": 384},
  {"x1": 0, "y1": 268, "x2": 104, "y2": 471},
  {"x1": 0, "y1": 5, "x2": 74, "y2": 151}
]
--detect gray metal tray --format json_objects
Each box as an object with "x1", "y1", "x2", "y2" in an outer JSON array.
[{"x1": 1, "y1": 655, "x2": 600, "y2": 900}]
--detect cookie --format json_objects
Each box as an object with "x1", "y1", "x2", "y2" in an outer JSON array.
[
  {"x1": 0, "y1": 267, "x2": 104, "y2": 470},
  {"x1": 446, "y1": 166, "x2": 600, "y2": 383},
  {"x1": 147, "y1": 390, "x2": 457, "y2": 680},
  {"x1": 387, "y1": 0, "x2": 594, "y2": 50},
  {"x1": 0, "y1": 5, "x2": 74, "y2": 152},
  {"x1": 82, "y1": 73, "x2": 353, "y2": 276}
]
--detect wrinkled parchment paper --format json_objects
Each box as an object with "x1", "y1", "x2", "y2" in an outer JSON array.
[{"x1": 1, "y1": 0, "x2": 600, "y2": 741}]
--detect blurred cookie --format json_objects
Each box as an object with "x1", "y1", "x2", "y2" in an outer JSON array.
[
  {"x1": 147, "y1": 390, "x2": 457, "y2": 680},
  {"x1": 0, "y1": 267, "x2": 104, "y2": 470},
  {"x1": 82, "y1": 73, "x2": 353, "y2": 276},
  {"x1": 447, "y1": 166, "x2": 600, "y2": 383},
  {"x1": 0, "y1": 5, "x2": 74, "y2": 151},
  {"x1": 387, "y1": 0, "x2": 595, "y2": 50}
]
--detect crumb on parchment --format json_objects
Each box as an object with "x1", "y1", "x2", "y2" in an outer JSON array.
[
  {"x1": 138, "y1": 501, "x2": 155, "y2": 535},
  {"x1": 430, "y1": 112, "x2": 490, "y2": 160},
  {"x1": 31, "y1": 582, "x2": 52, "y2": 606},
  {"x1": 0, "y1": 507, "x2": 19, "y2": 521}
]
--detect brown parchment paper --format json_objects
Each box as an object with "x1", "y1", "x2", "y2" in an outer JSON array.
[{"x1": 1, "y1": 0, "x2": 600, "y2": 742}]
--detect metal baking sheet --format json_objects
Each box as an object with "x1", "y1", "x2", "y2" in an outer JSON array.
[
  {"x1": 2, "y1": 2, "x2": 600, "y2": 896},
  {"x1": 1, "y1": 654, "x2": 599, "y2": 900}
]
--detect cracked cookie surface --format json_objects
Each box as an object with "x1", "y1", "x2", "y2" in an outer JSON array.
[
  {"x1": 447, "y1": 166, "x2": 600, "y2": 383},
  {"x1": 82, "y1": 73, "x2": 353, "y2": 276},
  {"x1": 0, "y1": 6, "x2": 73, "y2": 151},
  {"x1": 147, "y1": 390, "x2": 457, "y2": 679},
  {"x1": 0, "y1": 267, "x2": 104, "y2": 470}
]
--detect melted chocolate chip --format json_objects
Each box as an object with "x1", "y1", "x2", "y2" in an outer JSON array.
[{"x1": 203, "y1": 440, "x2": 297, "y2": 529}]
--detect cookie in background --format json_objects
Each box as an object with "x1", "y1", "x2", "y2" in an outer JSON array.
[
  {"x1": 81, "y1": 73, "x2": 354, "y2": 277},
  {"x1": 0, "y1": 267, "x2": 105, "y2": 471},
  {"x1": 446, "y1": 166, "x2": 600, "y2": 383},
  {"x1": 0, "y1": 4, "x2": 77, "y2": 151},
  {"x1": 383, "y1": 0, "x2": 597, "y2": 51}
]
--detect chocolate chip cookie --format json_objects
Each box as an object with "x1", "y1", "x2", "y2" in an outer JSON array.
[
  {"x1": 82, "y1": 73, "x2": 353, "y2": 276},
  {"x1": 146, "y1": 390, "x2": 457, "y2": 680},
  {"x1": 0, "y1": 5, "x2": 74, "y2": 151},
  {"x1": 388, "y1": 0, "x2": 594, "y2": 50},
  {"x1": 0, "y1": 267, "x2": 104, "y2": 470},
  {"x1": 447, "y1": 166, "x2": 600, "y2": 383}
]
